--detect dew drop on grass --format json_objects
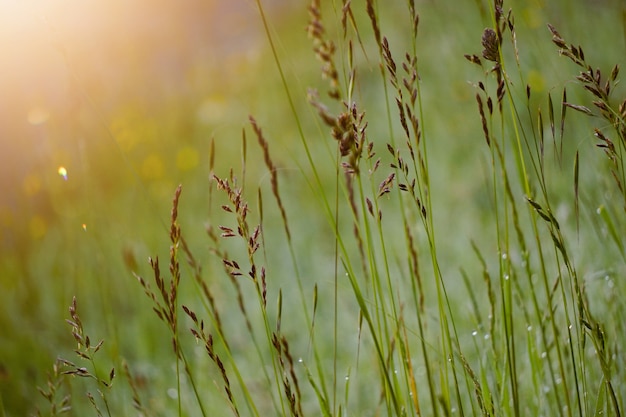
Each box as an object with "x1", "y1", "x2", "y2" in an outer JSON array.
[
  {"x1": 167, "y1": 388, "x2": 178, "y2": 399},
  {"x1": 504, "y1": 275, "x2": 510, "y2": 281},
  {"x1": 298, "y1": 358, "x2": 303, "y2": 363},
  {"x1": 345, "y1": 375, "x2": 349, "y2": 381},
  {"x1": 527, "y1": 325, "x2": 532, "y2": 331},
  {"x1": 501, "y1": 252, "x2": 508, "y2": 260},
  {"x1": 541, "y1": 352, "x2": 547, "y2": 359},
  {"x1": 472, "y1": 330, "x2": 478, "y2": 337},
  {"x1": 484, "y1": 333, "x2": 490, "y2": 340}
]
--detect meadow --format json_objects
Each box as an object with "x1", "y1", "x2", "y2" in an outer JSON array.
[{"x1": 1, "y1": 0, "x2": 625, "y2": 415}]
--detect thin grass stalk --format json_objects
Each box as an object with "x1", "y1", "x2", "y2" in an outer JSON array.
[
  {"x1": 509, "y1": 24, "x2": 584, "y2": 416},
  {"x1": 209, "y1": 215, "x2": 262, "y2": 410},
  {"x1": 253, "y1": 0, "x2": 332, "y2": 202},
  {"x1": 491, "y1": 130, "x2": 569, "y2": 414},
  {"x1": 249, "y1": 9, "x2": 371, "y2": 414},
  {"x1": 375, "y1": 2, "x2": 465, "y2": 413},
  {"x1": 251, "y1": 115, "x2": 337, "y2": 414},
  {"x1": 214, "y1": 171, "x2": 291, "y2": 415},
  {"x1": 306, "y1": 1, "x2": 411, "y2": 412},
  {"x1": 171, "y1": 187, "x2": 208, "y2": 417},
  {"x1": 170, "y1": 190, "x2": 183, "y2": 417},
  {"x1": 355, "y1": 171, "x2": 399, "y2": 414},
  {"x1": 0, "y1": 390, "x2": 5, "y2": 417},
  {"x1": 488, "y1": 16, "x2": 521, "y2": 417},
  {"x1": 341, "y1": 258, "x2": 402, "y2": 415},
  {"x1": 380, "y1": 41, "x2": 443, "y2": 417},
  {"x1": 239, "y1": 137, "x2": 285, "y2": 414},
  {"x1": 355, "y1": 4, "x2": 409, "y2": 410},
  {"x1": 398, "y1": 17, "x2": 465, "y2": 412},
  {"x1": 550, "y1": 23, "x2": 625, "y2": 414},
  {"x1": 382, "y1": 0, "x2": 468, "y2": 412},
  {"x1": 182, "y1": 234, "x2": 263, "y2": 417},
  {"x1": 363, "y1": 21, "x2": 429, "y2": 395},
  {"x1": 483, "y1": 3, "x2": 587, "y2": 414},
  {"x1": 362, "y1": 126, "x2": 409, "y2": 412},
  {"x1": 332, "y1": 147, "x2": 340, "y2": 415},
  {"x1": 134, "y1": 187, "x2": 207, "y2": 416},
  {"x1": 475, "y1": 56, "x2": 553, "y2": 414},
  {"x1": 307, "y1": 2, "x2": 360, "y2": 413}
]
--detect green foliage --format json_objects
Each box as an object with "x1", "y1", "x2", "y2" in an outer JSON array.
[{"x1": 1, "y1": 0, "x2": 625, "y2": 416}]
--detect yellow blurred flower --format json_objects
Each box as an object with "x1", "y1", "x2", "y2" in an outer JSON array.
[
  {"x1": 141, "y1": 153, "x2": 164, "y2": 180},
  {"x1": 176, "y1": 146, "x2": 199, "y2": 171},
  {"x1": 527, "y1": 70, "x2": 545, "y2": 93},
  {"x1": 196, "y1": 94, "x2": 226, "y2": 125},
  {"x1": 22, "y1": 173, "x2": 42, "y2": 196},
  {"x1": 29, "y1": 215, "x2": 47, "y2": 240},
  {"x1": 0, "y1": 205, "x2": 13, "y2": 227},
  {"x1": 110, "y1": 105, "x2": 158, "y2": 153},
  {"x1": 522, "y1": 0, "x2": 544, "y2": 29}
]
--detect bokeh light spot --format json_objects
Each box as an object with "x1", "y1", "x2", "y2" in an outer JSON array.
[
  {"x1": 141, "y1": 154, "x2": 164, "y2": 180},
  {"x1": 58, "y1": 166, "x2": 68, "y2": 180},
  {"x1": 29, "y1": 215, "x2": 47, "y2": 240},
  {"x1": 527, "y1": 70, "x2": 545, "y2": 93},
  {"x1": 196, "y1": 95, "x2": 226, "y2": 125},
  {"x1": 176, "y1": 146, "x2": 199, "y2": 171},
  {"x1": 110, "y1": 106, "x2": 158, "y2": 153},
  {"x1": 522, "y1": 2, "x2": 543, "y2": 29},
  {"x1": 0, "y1": 205, "x2": 13, "y2": 227},
  {"x1": 22, "y1": 174, "x2": 41, "y2": 196},
  {"x1": 82, "y1": 223, "x2": 87, "y2": 231},
  {"x1": 27, "y1": 107, "x2": 50, "y2": 125}
]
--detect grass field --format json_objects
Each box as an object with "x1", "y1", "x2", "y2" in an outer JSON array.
[{"x1": 1, "y1": 0, "x2": 625, "y2": 415}]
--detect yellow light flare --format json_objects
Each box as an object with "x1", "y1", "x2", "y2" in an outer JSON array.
[
  {"x1": 82, "y1": 223, "x2": 87, "y2": 231},
  {"x1": 27, "y1": 106, "x2": 50, "y2": 125},
  {"x1": 58, "y1": 166, "x2": 68, "y2": 180}
]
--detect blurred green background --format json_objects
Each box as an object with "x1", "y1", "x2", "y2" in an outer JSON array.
[{"x1": 0, "y1": 0, "x2": 624, "y2": 415}]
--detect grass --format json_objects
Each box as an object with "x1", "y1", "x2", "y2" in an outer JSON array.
[{"x1": 1, "y1": 0, "x2": 625, "y2": 415}]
